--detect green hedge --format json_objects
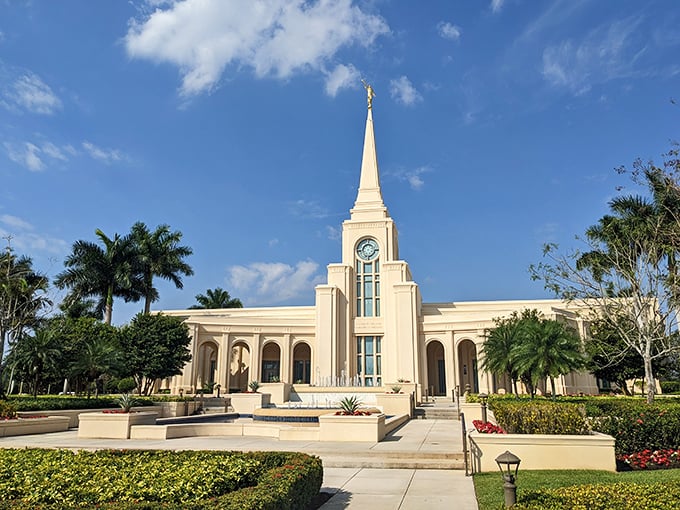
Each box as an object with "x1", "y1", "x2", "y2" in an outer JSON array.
[
  {"x1": 491, "y1": 401, "x2": 589, "y2": 435},
  {"x1": 513, "y1": 480, "x2": 680, "y2": 509},
  {"x1": 0, "y1": 449, "x2": 322, "y2": 509},
  {"x1": 590, "y1": 403, "x2": 680, "y2": 455},
  {"x1": 7, "y1": 396, "x2": 156, "y2": 411},
  {"x1": 660, "y1": 381, "x2": 680, "y2": 394}
]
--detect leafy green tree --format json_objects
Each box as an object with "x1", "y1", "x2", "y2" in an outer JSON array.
[
  {"x1": 532, "y1": 145, "x2": 680, "y2": 403},
  {"x1": 8, "y1": 329, "x2": 60, "y2": 397},
  {"x1": 55, "y1": 229, "x2": 143, "y2": 325},
  {"x1": 189, "y1": 287, "x2": 242, "y2": 309},
  {"x1": 119, "y1": 313, "x2": 192, "y2": 395},
  {"x1": 130, "y1": 222, "x2": 193, "y2": 314},
  {"x1": 0, "y1": 242, "x2": 50, "y2": 398},
  {"x1": 58, "y1": 296, "x2": 103, "y2": 320}
]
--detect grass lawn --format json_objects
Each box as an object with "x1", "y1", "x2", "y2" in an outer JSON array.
[{"x1": 474, "y1": 469, "x2": 680, "y2": 509}]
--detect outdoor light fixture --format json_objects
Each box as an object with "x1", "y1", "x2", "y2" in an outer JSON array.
[
  {"x1": 479, "y1": 393, "x2": 488, "y2": 423},
  {"x1": 495, "y1": 450, "x2": 521, "y2": 507}
]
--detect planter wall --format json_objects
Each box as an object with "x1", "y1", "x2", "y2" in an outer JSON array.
[
  {"x1": 259, "y1": 382, "x2": 290, "y2": 405},
  {"x1": 318, "y1": 413, "x2": 386, "y2": 442},
  {"x1": 77, "y1": 411, "x2": 159, "y2": 439},
  {"x1": 0, "y1": 416, "x2": 70, "y2": 437},
  {"x1": 229, "y1": 392, "x2": 271, "y2": 415},
  {"x1": 153, "y1": 401, "x2": 199, "y2": 418},
  {"x1": 468, "y1": 430, "x2": 616, "y2": 472},
  {"x1": 375, "y1": 392, "x2": 414, "y2": 418}
]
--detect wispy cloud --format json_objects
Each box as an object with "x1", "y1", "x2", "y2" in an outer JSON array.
[
  {"x1": 324, "y1": 63, "x2": 360, "y2": 97},
  {"x1": 125, "y1": 0, "x2": 389, "y2": 97},
  {"x1": 490, "y1": 0, "x2": 505, "y2": 14},
  {"x1": 437, "y1": 21, "x2": 461, "y2": 41},
  {"x1": 390, "y1": 166, "x2": 431, "y2": 191},
  {"x1": 4, "y1": 142, "x2": 44, "y2": 171},
  {"x1": 5, "y1": 72, "x2": 62, "y2": 115},
  {"x1": 288, "y1": 199, "x2": 329, "y2": 219},
  {"x1": 389, "y1": 75, "x2": 422, "y2": 106},
  {"x1": 228, "y1": 260, "x2": 324, "y2": 305},
  {"x1": 325, "y1": 225, "x2": 341, "y2": 241},
  {"x1": 0, "y1": 214, "x2": 67, "y2": 255},
  {"x1": 541, "y1": 17, "x2": 646, "y2": 95},
  {"x1": 81, "y1": 141, "x2": 123, "y2": 164}
]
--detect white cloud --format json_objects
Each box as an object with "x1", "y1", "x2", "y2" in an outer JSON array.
[
  {"x1": 324, "y1": 63, "x2": 360, "y2": 97},
  {"x1": 541, "y1": 17, "x2": 645, "y2": 95},
  {"x1": 41, "y1": 142, "x2": 68, "y2": 161},
  {"x1": 82, "y1": 141, "x2": 123, "y2": 164},
  {"x1": 268, "y1": 238, "x2": 279, "y2": 247},
  {"x1": 228, "y1": 260, "x2": 324, "y2": 304},
  {"x1": 391, "y1": 166, "x2": 431, "y2": 190},
  {"x1": 4, "y1": 142, "x2": 45, "y2": 171},
  {"x1": 437, "y1": 21, "x2": 461, "y2": 41},
  {"x1": 288, "y1": 199, "x2": 329, "y2": 219},
  {"x1": 0, "y1": 214, "x2": 34, "y2": 231},
  {"x1": 125, "y1": 0, "x2": 389, "y2": 97},
  {"x1": 389, "y1": 75, "x2": 422, "y2": 106},
  {"x1": 325, "y1": 225, "x2": 341, "y2": 241},
  {"x1": 8, "y1": 72, "x2": 62, "y2": 115},
  {"x1": 491, "y1": 0, "x2": 505, "y2": 14},
  {"x1": 0, "y1": 215, "x2": 67, "y2": 255}
]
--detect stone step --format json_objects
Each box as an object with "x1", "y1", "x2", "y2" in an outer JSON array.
[
  {"x1": 414, "y1": 407, "x2": 460, "y2": 420},
  {"x1": 317, "y1": 452, "x2": 466, "y2": 470}
]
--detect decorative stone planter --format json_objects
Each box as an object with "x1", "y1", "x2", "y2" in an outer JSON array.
[
  {"x1": 468, "y1": 430, "x2": 616, "y2": 472},
  {"x1": 0, "y1": 416, "x2": 70, "y2": 437},
  {"x1": 229, "y1": 392, "x2": 271, "y2": 415},
  {"x1": 458, "y1": 403, "x2": 484, "y2": 422},
  {"x1": 318, "y1": 413, "x2": 386, "y2": 442},
  {"x1": 259, "y1": 382, "x2": 290, "y2": 405},
  {"x1": 152, "y1": 401, "x2": 198, "y2": 418},
  {"x1": 375, "y1": 392, "x2": 414, "y2": 418},
  {"x1": 77, "y1": 411, "x2": 159, "y2": 439}
]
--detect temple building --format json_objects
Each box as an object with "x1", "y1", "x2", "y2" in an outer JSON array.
[{"x1": 163, "y1": 96, "x2": 598, "y2": 401}]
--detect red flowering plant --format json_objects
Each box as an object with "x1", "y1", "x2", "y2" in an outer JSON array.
[
  {"x1": 473, "y1": 419, "x2": 506, "y2": 434},
  {"x1": 619, "y1": 449, "x2": 680, "y2": 470}
]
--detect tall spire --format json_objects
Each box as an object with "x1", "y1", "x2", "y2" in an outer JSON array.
[{"x1": 350, "y1": 84, "x2": 388, "y2": 220}]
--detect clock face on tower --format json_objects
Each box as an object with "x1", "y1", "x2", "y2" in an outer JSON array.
[{"x1": 357, "y1": 238, "x2": 379, "y2": 261}]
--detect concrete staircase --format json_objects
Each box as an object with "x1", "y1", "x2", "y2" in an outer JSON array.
[
  {"x1": 198, "y1": 397, "x2": 230, "y2": 414},
  {"x1": 414, "y1": 401, "x2": 460, "y2": 420},
  {"x1": 315, "y1": 450, "x2": 465, "y2": 469}
]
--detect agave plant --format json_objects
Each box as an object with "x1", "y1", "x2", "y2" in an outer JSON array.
[
  {"x1": 390, "y1": 385, "x2": 402, "y2": 394},
  {"x1": 116, "y1": 393, "x2": 139, "y2": 413},
  {"x1": 338, "y1": 396, "x2": 365, "y2": 415},
  {"x1": 248, "y1": 380, "x2": 260, "y2": 392}
]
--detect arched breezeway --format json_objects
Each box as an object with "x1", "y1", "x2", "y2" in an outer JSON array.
[
  {"x1": 261, "y1": 342, "x2": 281, "y2": 383},
  {"x1": 457, "y1": 339, "x2": 479, "y2": 393},
  {"x1": 426, "y1": 340, "x2": 446, "y2": 396},
  {"x1": 229, "y1": 341, "x2": 250, "y2": 392},
  {"x1": 196, "y1": 341, "x2": 218, "y2": 390}
]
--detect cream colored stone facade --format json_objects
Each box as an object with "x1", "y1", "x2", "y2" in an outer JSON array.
[{"x1": 162, "y1": 105, "x2": 599, "y2": 401}]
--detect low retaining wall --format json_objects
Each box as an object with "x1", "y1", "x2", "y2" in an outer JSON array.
[
  {"x1": 0, "y1": 416, "x2": 70, "y2": 437},
  {"x1": 318, "y1": 413, "x2": 386, "y2": 442},
  {"x1": 468, "y1": 430, "x2": 616, "y2": 472},
  {"x1": 78, "y1": 411, "x2": 159, "y2": 439}
]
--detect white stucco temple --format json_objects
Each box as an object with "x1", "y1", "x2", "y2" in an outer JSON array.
[{"x1": 163, "y1": 93, "x2": 598, "y2": 401}]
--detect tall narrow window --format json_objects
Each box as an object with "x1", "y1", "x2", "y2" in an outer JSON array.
[
  {"x1": 355, "y1": 239, "x2": 380, "y2": 317},
  {"x1": 356, "y1": 336, "x2": 382, "y2": 386}
]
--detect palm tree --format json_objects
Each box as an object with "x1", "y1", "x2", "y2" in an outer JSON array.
[
  {"x1": 481, "y1": 315, "x2": 521, "y2": 395},
  {"x1": 0, "y1": 243, "x2": 50, "y2": 398},
  {"x1": 189, "y1": 287, "x2": 242, "y2": 309},
  {"x1": 70, "y1": 336, "x2": 122, "y2": 398},
  {"x1": 130, "y1": 222, "x2": 194, "y2": 314},
  {"x1": 512, "y1": 317, "x2": 585, "y2": 400},
  {"x1": 9, "y1": 329, "x2": 60, "y2": 397},
  {"x1": 55, "y1": 229, "x2": 143, "y2": 325}
]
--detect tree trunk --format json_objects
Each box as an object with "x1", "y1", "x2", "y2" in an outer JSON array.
[
  {"x1": 104, "y1": 285, "x2": 114, "y2": 325},
  {"x1": 643, "y1": 351, "x2": 656, "y2": 404},
  {"x1": 144, "y1": 294, "x2": 151, "y2": 315},
  {"x1": 550, "y1": 377, "x2": 557, "y2": 401}
]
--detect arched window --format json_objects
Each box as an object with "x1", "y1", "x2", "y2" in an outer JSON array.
[{"x1": 355, "y1": 238, "x2": 380, "y2": 317}]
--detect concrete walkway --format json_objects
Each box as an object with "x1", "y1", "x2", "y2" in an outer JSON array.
[{"x1": 0, "y1": 419, "x2": 479, "y2": 509}]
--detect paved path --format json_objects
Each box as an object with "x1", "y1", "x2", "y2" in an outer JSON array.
[{"x1": 1, "y1": 419, "x2": 479, "y2": 509}]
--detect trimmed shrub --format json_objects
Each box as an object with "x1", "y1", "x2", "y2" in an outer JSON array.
[
  {"x1": 660, "y1": 380, "x2": 680, "y2": 394},
  {"x1": 514, "y1": 480, "x2": 680, "y2": 509},
  {"x1": 8, "y1": 396, "x2": 155, "y2": 412},
  {"x1": 491, "y1": 401, "x2": 590, "y2": 435},
  {"x1": 0, "y1": 449, "x2": 322, "y2": 509},
  {"x1": 591, "y1": 403, "x2": 680, "y2": 455},
  {"x1": 0, "y1": 400, "x2": 17, "y2": 419}
]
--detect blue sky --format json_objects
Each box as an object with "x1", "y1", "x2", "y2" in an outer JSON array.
[{"x1": 1, "y1": 0, "x2": 679, "y2": 325}]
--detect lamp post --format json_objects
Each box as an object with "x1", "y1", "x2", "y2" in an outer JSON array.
[
  {"x1": 495, "y1": 450, "x2": 521, "y2": 507},
  {"x1": 479, "y1": 393, "x2": 488, "y2": 423}
]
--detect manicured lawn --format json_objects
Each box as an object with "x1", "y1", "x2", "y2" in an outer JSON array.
[{"x1": 474, "y1": 469, "x2": 680, "y2": 509}]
